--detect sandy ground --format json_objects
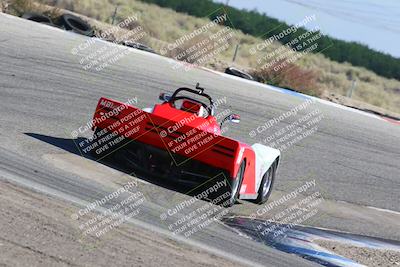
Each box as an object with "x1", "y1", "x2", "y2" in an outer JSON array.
[
  {"x1": 317, "y1": 240, "x2": 400, "y2": 267},
  {"x1": 0, "y1": 179, "x2": 243, "y2": 267}
]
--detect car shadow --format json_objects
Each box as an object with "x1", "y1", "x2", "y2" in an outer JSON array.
[{"x1": 24, "y1": 132, "x2": 228, "y2": 199}]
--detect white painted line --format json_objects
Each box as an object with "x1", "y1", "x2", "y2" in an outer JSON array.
[{"x1": 366, "y1": 206, "x2": 400, "y2": 215}]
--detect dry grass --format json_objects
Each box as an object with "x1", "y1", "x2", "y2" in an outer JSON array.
[
  {"x1": 251, "y1": 58, "x2": 320, "y2": 96},
  {"x1": 6, "y1": 0, "x2": 62, "y2": 20},
  {"x1": 0, "y1": 0, "x2": 8, "y2": 12},
  {"x1": 4, "y1": 0, "x2": 400, "y2": 113}
]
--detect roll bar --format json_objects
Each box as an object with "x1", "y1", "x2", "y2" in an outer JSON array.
[{"x1": 169, "y1": 83, "x2": 215, "y2": 116}]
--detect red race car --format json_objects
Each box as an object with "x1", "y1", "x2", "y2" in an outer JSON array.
[{"x1": 89, "y1": 83, "x2": 280, "y2": 206}]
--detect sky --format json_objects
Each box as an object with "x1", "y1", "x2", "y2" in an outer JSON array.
[{"x1": 215, "y1": 0, "x2": 400, "y2": 58}]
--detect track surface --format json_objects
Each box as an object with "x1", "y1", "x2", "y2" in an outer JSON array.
[{"x1": 1, "y1": 14, "x2": 399, "y2": 266}]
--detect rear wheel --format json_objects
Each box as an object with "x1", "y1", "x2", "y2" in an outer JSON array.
[{"x1": 255, "y1": 161, "x2": 277, "y2": 204}]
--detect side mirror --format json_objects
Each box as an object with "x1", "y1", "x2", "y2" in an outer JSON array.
[
  {"x1": 229, "y1": 114, "x2": 241, "y2": 123},
  {"x1": 221, "y1": 114, "x2": 240, "y2": 126},
  {"x1": 159, "y1": 93, "x2": 171, "y2": 102}
]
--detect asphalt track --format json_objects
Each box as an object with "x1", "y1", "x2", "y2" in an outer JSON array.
[{"x1": 0, "y1": 14, "x2": 399, "y2": 266}]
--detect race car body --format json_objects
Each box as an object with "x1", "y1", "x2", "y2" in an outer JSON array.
[{"x1": 90, "y1": 84, "x2": 280, "y2": 206}]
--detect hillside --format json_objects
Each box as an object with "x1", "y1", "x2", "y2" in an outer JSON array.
[{"x1": 140, "y1": 0, "x2": 400, "y2": 81}]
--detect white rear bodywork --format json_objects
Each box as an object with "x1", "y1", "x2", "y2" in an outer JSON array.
[
  {"x1": 144, "y1": 106, "x2": 280, "y2": 198},
  {"x1": 251, "y1": 143, "x2": 280, "y2": 193}
]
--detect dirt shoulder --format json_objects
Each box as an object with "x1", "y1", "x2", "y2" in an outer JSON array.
[
  {"x1": 0, "y1": 179, "x2": 242, "y2": 267},
  {"x1": 322, "y1": 91, "x2": 400, "y2": 121},
  {"x1": 316, "y1": 240, "x2": 400, "y2": 267}
]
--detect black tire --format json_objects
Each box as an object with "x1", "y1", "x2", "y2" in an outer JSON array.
[
  {"x1": 255, "y1": 161, "x2": 277, "y2": 204},
  {"x1": 22, "y1": 12, "x2": 52, "y2": 24},
  {"x1": 59, "y1": 14, "x2": 94, "y2": 37},
  {"x1": 222, "y1": 160, "x2": 246, "y2": 207},
  {"x1": 122, "y1": 41, "x2": 156, "y2": 54},
  {"x1": 225, "y1": 67, "x2": 254, "y2": 80}
]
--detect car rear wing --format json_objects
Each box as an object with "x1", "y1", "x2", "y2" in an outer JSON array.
[{"x1": 91, "y1": 98, "x2": 253, "y2": 179}]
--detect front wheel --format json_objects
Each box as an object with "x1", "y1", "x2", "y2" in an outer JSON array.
[{"x1": 255, "y1": 161, "x2": 277, "y2": 204}]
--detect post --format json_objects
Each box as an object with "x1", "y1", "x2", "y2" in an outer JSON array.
[
  {"x1": 347, "y1": 79, "x2": 357, "y2": 98},
  {"x1": 111, "y1": 6, "x2": 118, "y2": 25},
  {"x1": 232, "y1": 44, "x2": 240, "y2": 62}
]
